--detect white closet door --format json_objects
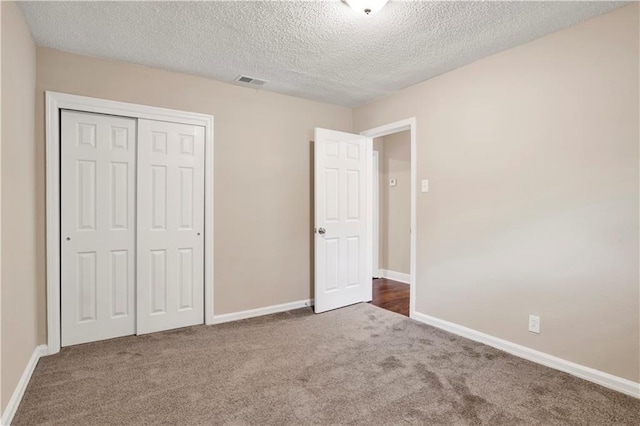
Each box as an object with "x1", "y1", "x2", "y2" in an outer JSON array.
[
  {"x1": 136, "y1": 119, "x2": 205, "y2": 334},
  {"x1": 61, "y1": 110, "x2": 136, "y2": 346}
]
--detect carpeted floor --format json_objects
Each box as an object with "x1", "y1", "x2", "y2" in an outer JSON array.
[{"x1": 13, "y1": 303, "x2": 640, "y2": 425}]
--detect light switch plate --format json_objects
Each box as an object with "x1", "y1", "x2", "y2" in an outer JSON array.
[
  {"x1": 389, "y1": 178, "x2": 397, "y2": 187},
  {"x1": 421, "y1": 179, "x2": 429, "y2": 192}
]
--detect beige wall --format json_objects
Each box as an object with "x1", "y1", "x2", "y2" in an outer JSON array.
[
  {"x1": 377, "y1": 131, "x2": 411, "y2": 274},
  {"x1": 354, "y1": 4, "x2": 640, "y2": 382},
  {"x1": 35, "y1": 48, "x2": 352, "y2": 333},
  {"x1": 1, "y1": 1, "x2": 38, "y2": 412}
]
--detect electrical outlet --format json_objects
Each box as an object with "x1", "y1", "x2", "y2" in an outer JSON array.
[
  {"x1": 421, "y1": 179, "x2": 429, "y2": 192},
  {"x1": 528, "y1": 315, "x2": 540, "y2": 334}
]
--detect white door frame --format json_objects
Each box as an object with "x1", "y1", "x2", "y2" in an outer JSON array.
[
  {"x1": 372, "y1": 150, "x2": 380, "y2": 278},
  {"x1": 360, "y1": 118, "x2": 416, "y2": 318},
  {"x1": 46, "y1": 91, "x2": 215, "y2": 355}
]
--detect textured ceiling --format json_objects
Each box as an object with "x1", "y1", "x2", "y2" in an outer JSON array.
[{"x1": 18, "y1": 1, "x2": 624, "y2": 107}]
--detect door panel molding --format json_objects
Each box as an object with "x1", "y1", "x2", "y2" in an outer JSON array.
[{"x1": 46, "y1": 91, "x2": 214, "y2": 354}]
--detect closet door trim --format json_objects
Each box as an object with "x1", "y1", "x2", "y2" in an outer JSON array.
[{"x1": 46, "y1": 91, "x2": 214, "y2": 355}]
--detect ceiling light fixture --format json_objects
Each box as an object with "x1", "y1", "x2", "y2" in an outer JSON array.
[{"x1": 346, "y1": 0, "x2": 389, "y2": 15}]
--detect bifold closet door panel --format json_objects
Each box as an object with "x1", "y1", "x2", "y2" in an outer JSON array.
[
  {"x1": 136, "y1": 119, "x2": 205, "y2": 334},
  {"x1": 61, "y1": 110, "x2": 136, "y2": 346}
]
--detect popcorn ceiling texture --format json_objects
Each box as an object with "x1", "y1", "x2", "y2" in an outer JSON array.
[{"x1": 18, "y1": 1, "x2": 624, "y2": 107}]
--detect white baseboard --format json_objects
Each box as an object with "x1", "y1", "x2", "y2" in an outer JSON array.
[
  {"x1": 1, "y1": 344, "x2": 48, "y2": 426},
  {"x1": 412, "y1": 312, "x2": 639, "y2": 399},
  {"x1": 211, "y1": 299, "x2": 313, "y2": 325},
  {"x1": 379, "y1": 269, "x2": 411, "y2": 285}
]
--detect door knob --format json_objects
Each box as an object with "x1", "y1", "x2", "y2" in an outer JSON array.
[{"x1": 318, "y1": 227, "x2": 326, "y2": 235}]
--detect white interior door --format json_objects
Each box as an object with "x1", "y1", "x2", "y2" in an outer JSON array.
[
  {"x1": 61, "y1": 110, "x2": 136, "y2": 346},
  {"x1": 136, "y1": 119, "x2": 205, "y2": 334},
  {"x1": 314, "y1": 128, "x2": 372, "y2": 313}
]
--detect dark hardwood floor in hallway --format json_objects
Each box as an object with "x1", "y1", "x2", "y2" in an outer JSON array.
[{"x1": 369, "y1": 278, "x2": 410, "y2": 317}]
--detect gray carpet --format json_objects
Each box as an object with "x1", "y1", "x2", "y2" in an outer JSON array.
[{"x1": 13, "y1": 303, "x2": 640, "y2": 425}]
